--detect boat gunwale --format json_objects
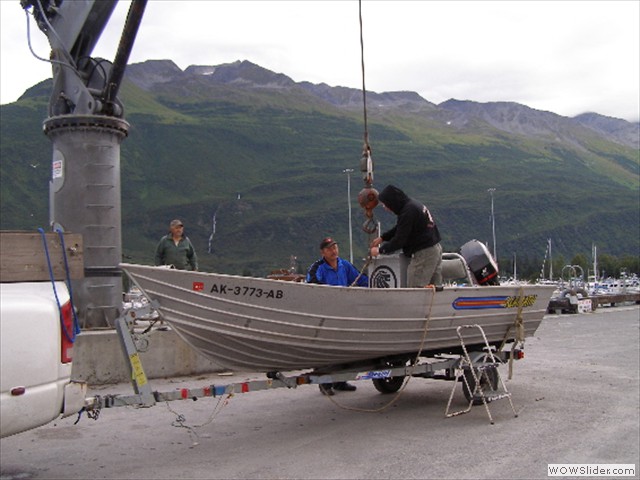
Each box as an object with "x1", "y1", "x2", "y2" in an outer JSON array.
[{"x1": 135, "y1": 277, "x2": 551, "y2": 331}]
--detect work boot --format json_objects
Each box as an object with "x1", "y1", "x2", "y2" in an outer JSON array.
[
  {"x1": 333, "y1": 382, "x2": 357, "y2": 392},
  {"x1": 319, "y1": 384, "x2": 335, "y2": 396}
]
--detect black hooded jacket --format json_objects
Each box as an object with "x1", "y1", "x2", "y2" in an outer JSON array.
[{"x1": 378, "y1": 185, "x2": 441, "y2": 256}]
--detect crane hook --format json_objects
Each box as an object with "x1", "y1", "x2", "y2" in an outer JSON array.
[{"x1": 358, "y1": 146, "x2": 378, "y2": 234}]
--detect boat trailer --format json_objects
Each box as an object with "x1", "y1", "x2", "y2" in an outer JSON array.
[{"x1": 81, "y1": 303, "x2": 523, "y2": 425}]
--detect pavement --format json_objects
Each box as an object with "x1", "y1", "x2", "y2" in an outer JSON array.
[{"x1": 1, "y1": 305, "x2": 638, "y2": 480}]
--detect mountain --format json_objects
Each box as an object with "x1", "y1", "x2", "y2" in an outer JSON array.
[
  {"x1": 1, "y1": 59, "x2": 638, "y2": 278},
  {"x1": 573, "y1": 112, "x2": 640, "y2": 149}
]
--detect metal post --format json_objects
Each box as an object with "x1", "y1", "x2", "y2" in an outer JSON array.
[
  {"x1": 343, "y1": 169, "x2": 354, "y2": 264},
  {"x1": 488, "y1": 188, "x2": 497, "y2": 262},
  {"x1": 548, "y1": 238, "x2": 553, "y2": 281}
]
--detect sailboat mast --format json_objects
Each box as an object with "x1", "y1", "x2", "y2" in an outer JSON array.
[{"x1": 548, "y1": 238, "x2": 553, "y2": 281}]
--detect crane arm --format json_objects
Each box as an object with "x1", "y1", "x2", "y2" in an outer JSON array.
[{"x1": 21, "y1": 0, "x2": 147, "y2": 117}]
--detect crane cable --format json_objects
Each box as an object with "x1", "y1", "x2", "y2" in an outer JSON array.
[
  {"x1": 24, "y1": 1, "x2": 78, "y2": 71},
  {"x1": 356, "y1": 0, "x2": 379, "y2": 237},
  {"x1": 359, "y1": 1, "x2": 370, "y2": 155}
]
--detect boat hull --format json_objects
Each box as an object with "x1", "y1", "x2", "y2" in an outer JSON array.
[{"x1": 121, "y1": 263, "x2": 555, "y2": 372}]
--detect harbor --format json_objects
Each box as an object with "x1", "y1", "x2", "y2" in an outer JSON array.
[
  {"x1": 547, "y1": 291, "x2": 640, "y2": 314},
  {"x1": 1, "y1": 305, "x2": 638, "y2": 480}
]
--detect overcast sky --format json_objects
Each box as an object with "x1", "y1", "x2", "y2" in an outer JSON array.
[{"x1": 1, "y1": 0, "x2": 638, "y2": 122}]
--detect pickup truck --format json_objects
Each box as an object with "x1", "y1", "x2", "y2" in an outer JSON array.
[{"x1": 0, "y1": 231, "x2": 87, "y2": 438}]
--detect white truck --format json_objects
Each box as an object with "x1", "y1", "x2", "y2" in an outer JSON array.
[
  {"x1": 0, "y1": 231, "x2": 87, "y2": 438},
  {"x1": 2, "y1": 0, "x2": 143, "y2": 437}
]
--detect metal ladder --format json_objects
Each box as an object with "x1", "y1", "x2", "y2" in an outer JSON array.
[{"x1": 445, "y1": 324, "x2": 518, "y2": 424}]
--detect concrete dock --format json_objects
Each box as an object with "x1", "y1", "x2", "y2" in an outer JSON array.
[{"x1": 71, "y1": 326, "x2": 224, "y2": 385}]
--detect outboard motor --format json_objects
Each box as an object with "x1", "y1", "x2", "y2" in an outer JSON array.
[{"x1": 459, "y1": 240, "x2": 500, "y2": 286}]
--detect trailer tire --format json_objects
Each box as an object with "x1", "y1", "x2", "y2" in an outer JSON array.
[
  {"x1": 372, "y1": 376, "x2": 405, "y2": 394},
  {"x1": 372, "y1": 358, "x2": 408, "y2": 394},
  {"x1": 462, "y1": 365, "x2": 498, "y2": 405}
]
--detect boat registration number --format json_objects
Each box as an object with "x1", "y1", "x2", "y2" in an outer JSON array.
[{"x1": 208, "y1": 283, "x2": 285, "y2": 299}]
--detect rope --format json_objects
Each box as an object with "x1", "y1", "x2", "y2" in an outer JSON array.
[
  {"x1": 38, "y1": 228, "x2": 79, "y2": 343},
  {"x1": 56, "y1": 229, "x2": 81, "y2": 335},
  {"x1": 350, "y1": 256, "x2": 372, "y2": 287},
  {"x1": 497, "y1": 286, "x2": 526, "y2": 379},
  {"x1": 322, "y1": 286, "x2": 437, "y2": 413}
]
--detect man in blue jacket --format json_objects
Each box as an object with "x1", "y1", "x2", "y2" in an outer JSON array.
[
  {"x1": 306, "y1": 237, "x2": 369, "y2": 287},
  {"x1": 306, "y1": 236, "x2": 368, "y2": 395}
]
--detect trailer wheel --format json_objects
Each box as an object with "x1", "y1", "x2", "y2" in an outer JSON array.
[
  {"x1": 372, "y1": 375, "x2": 405, "y2": 394},
  {"x1": 372, "y1": 358, "x2": 408, "y2": 394},
  {"x1": 462, "y1": 365, "x2": 498, "y2": 405}
]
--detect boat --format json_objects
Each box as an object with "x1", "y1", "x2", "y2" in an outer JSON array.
[
  {"x1": 121, "y1": 252, "x2": 555, "y2": 373},
  {"x1": 592, "y1": 273, "x2": 640, "y2": 296}
]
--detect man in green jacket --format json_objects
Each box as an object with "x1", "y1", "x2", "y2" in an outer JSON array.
[{"x1": 154, "y1": 219, "x2": 198, "y2": 270}]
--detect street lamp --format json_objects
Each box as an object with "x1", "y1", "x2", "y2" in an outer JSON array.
[
  {"x1": 487, "y1": 188, "x2": 497, "y2": 261},
  {"x1": 343, "y1": 168, "x2": 354, "y2": 263}
]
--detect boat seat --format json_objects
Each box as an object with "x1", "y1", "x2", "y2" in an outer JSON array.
[{"x1": 441, "y1": 253, "x2": 476, "y2": 285}]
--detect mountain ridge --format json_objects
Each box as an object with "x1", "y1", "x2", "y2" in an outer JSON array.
[
  {"x1": 123, "y1": 59, "x2": 638, "y2": 150},
  {"x1": 2, "y1": 58, "x2": 638, "y2": 278}
]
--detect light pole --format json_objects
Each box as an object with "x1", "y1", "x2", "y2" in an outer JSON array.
[
  {"x1": 488, "y1": 188, "x2": 497, "y2": 261},
  {"x1": 343, "y1": 168, "x2": 354, "y2": 263}
]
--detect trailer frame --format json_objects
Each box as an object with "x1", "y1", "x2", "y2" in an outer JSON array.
[{"x1": 82, "y1": 303, "x2": 524, "y2": 423}]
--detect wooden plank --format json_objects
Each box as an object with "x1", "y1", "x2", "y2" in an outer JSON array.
[
  {"x1": 0, "y1": 231, "x2": 84, "y2": 282},
  {"x1": 591, "y1": 293, "x2": 640, "y2": 307}
]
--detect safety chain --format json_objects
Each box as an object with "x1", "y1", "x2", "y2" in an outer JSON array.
[{"x1": 164, "y1": 391, "x2": 234, "y2": 447}]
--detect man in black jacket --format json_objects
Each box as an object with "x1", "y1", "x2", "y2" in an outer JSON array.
[{"x1": 369, "y1": 185, "x2": 442, "y2": 287}]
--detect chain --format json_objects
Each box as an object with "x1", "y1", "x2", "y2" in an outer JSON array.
[{"x1": 163, "y1": 391, "x2": 234, "y2": 447}]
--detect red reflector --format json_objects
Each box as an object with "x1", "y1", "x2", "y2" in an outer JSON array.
[
  {"x1": 241, "y1": 383, "x2": 249, "y2": 393},
  {"x1": 60, "y1": 301, "x2": 74, "y2": 363},
  {"x1": 11, "y1": 387, "x2": 26, "y2": 396},
  {"x1": 193, "y1": 282, "x2": 204, "y2": 291},
  {"x1": 181, "y1": 388, "x2": 189, "y2": 399},
  {"x1": 516, "y1": 350, "x2": 525, "y2": 360}
]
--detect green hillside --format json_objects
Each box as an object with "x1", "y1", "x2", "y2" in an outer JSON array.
[{"x1": 1, "y1": 73, "x2": 638, "y2": 279}]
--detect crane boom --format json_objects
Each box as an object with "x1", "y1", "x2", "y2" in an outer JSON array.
[
  {"x1": 21, "y1": 0, "x2": 146, "y2": 116},
  {"x1": 21, "y1": 0, "x2": 147, "y2": 328}
]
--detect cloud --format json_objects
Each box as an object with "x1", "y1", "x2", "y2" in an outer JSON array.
[{"x1": 1, "y1": 0, "x2": 638, "y2": 122}]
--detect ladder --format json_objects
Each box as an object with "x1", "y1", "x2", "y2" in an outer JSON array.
[{"x1": 445, "y1": 324, "x2": 518, "y2": 424}]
